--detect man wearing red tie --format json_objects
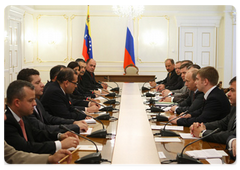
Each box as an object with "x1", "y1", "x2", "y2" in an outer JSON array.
[
  {"x1": 81, "y1": 59, "x2": 108, "y2": 92},
  {"x1": 4, "y1": 80, "x2": 80, "y2": 154}
]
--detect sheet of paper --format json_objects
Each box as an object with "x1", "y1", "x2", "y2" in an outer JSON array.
[
  {"x1": 78, "y1": 145, "x2": 103, "y2": 151},
  {"x1": 162, "y1": 106, "x2": 171, "y2": 112},
  {"x1": 186, "y1": 149, "x2": 222, "y2": 159},
  {"x1": 206, "y1": 158, "x2": 222, "y2": 164},
  {"x1": 80, "y1": 128, "x2": 92, "y2": 135},
  {"x1": 158, "y1": 152, "x2": 166, "y2": 159},
  {"x1": 155, "y1": 137, "x2": 181, "y2": 143},
  {"x1": 84, "y1": 118, "x2": 96, "y2": 124},
  {"x1": 217, "y1": 150, "x2": 228, "y2": 157},
  {"x1": 151, "y1": 125, "x2": 184, "y2": 131},
  {"x1": 179, "y1": 133, "x2": 199, "y2": 139},
  {"x1": 94, "y1": 96, "x2": 105, "y2": 100},
  {"x1": 68, "y1": 145, "x2": 103, "y2": 151}
]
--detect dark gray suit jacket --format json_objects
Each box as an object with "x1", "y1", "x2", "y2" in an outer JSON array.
[
  {"x1": 202, "y1": 106, "x2": 236, "y2": 144},
  {"x1": 28, "y1": 98, "x2": 80, "y2": 133},
  {"x1": 176, "y1": 90, "x2": 204, "y2": 114},
  {"x1": 177, "y1": 87, "x2": 231, "y2": 127},
  {"x1": 5, "y1": 107, "x2": 57, "y2": 154}
]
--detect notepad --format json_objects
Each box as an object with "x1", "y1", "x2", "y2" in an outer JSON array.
[{"x1": 80, "y1": 128, "x2": 92, "y2": 135}]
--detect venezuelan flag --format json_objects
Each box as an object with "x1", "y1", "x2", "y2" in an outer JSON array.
[
  {"x1": 82, "y1": 5, "x2": 93, "y2": 61},
  {"x1": 123, "y1": 19, "x2": 136, "y2": 68}
]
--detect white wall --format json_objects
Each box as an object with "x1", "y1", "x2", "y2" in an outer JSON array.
[{"x1": 4, "y1": 5, "x2": 236, "y2": 89}]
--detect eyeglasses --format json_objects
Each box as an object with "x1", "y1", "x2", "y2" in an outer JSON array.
[{"x1": 69, "y1": 81, "x2": 78, "y2": 85}]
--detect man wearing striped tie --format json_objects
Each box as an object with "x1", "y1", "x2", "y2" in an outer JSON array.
[{"x1": 190, "y1": 76, "x2": 236, "y2": 148}]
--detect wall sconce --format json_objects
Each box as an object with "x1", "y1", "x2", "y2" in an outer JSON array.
[{"x1": 4, "y1": 31, "x2": 8, "y2": 42}]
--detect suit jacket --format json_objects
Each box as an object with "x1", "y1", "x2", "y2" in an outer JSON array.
[
  {"x1": 172, "y1": 85, "x2": 190, "y2": 103},
  {"x1": 40, "y1": 81, "x2": 86, "y2": 120},
  {"x1": 28, "y1": 98, "x2": 80, "y2": 133},
  {"x1": 202, "y1": 106, "x2": 236, "y2": 144},
  {"x1": 81, "y1": 70, "x2": 103, "y2": 91},
  {"x1": 4, "y1": 107, "x2": 57, "y2": 154},
  {"x1": 156, "y1": 69, "x2": 184, "y2": 90},
  {"x1": 4, "y1": 141, "x2": 49, "y2": 164},
  {"x1": 176, "y1": 90, "x2": 204, "y2": 114},
  {"x1": 177, "y1": 87, "x2": 231, "y2": 127},
  {"x1": 226, "y1": 134, "x2": 236, "y2": 160}
]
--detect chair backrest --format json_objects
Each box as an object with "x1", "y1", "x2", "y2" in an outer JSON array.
[{"x1": 124, "y1": 64, "x2": 139, "y2": 75}]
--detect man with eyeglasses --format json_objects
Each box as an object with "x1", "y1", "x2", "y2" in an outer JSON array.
[
  {"x1": 41, "y1": 68, "x2": 89, "y2": 120},
  {"x1": 16, "y1": 68, "x2": 88, "y2": 133}
]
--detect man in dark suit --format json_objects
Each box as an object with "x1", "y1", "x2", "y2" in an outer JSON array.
[
  {"x1": 75, "y1": 58, "x2": 97, "y2": 98},
  {"x1": 4, "y1": 111, "x2": 72, "y2": 164},
  {"x1": 169, "y1": 68, "x2": 204, "y2": 114},
  {"x1": 4, "y1": 80, "x2": 79, "y2": 154},
  {"x1": 43, "y1": 65, "x2": 66, "y2": 94},
  {"x1": 156, "y1": 59, "x2": 183, "y2": 91},
  {"x1": 160, "y1": 62, "x2": 194, "y2": 102},
  {"x1": 17, "y1": 68, "x2": 88, "y2": 133},
  {"x1": 81, "y1": 59, "x2": 108, "y2": 92},
  {"x1": 226, "y1": 134, "x2": 236, "y2": 160},
  {"x1": 190, "y1": 77, "x2": 236, "y2": 146},
  {"x1": 170, "y1": 66, "x2": 231, "y2": 127},
  {"x1": 41, "y1": 68, "x2": 92, "y2": 120}
]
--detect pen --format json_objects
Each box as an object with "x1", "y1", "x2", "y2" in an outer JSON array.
[{"x1": 58, "y1": 147, "x2": 79, "y2": 164}]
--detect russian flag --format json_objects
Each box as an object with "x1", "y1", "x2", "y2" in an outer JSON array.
[
  {"x1": 123, "y1": 19, "x2": 136, "y2": 68},
  {"x1": 82, "y1": 6, "x2": 93, "y2": 61}
]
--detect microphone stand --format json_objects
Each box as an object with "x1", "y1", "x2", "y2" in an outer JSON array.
[
  {"x1": 104, "y1": 76, "x2": 120, "y2": 92},
  {"x1": 74, "y1": 108, "x2": 107, "y2": 138},
  {"x1": 59, "y1": 125, "x2": 102, "y2": 164},
  {"x1": 154, "y1": 110, "x2": 189, "y2": 136},
  {"x1": 176, "y1": 128, "x2": 219, "y2": 164},
  {"x1": 141, "y1": 77, "x2": 157, "y2": 91}
]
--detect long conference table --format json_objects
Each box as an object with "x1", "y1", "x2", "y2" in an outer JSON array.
[{"x1": 61, "y1": 82, "x2": 234, "y2": 164}]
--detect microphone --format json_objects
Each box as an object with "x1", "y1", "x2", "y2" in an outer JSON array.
[
  {"x1": 87, "y1": 98, "x2": 117, "y2": 113},
  {"x1": 100, "y1": 95, "x2": 120, "y2": 105},
  {"x1": 154, "y1": 110, "x2": 189, "y2": 136},
  {"x1": 59, "y1": 125, "x2": 102, "y2": 164},
  {"x1": 104, "y1": 76, "x2": 120, "y2": 92},
  {"x1": 176, "y1": 128, "x2": 220, "y2": 164},
  {"x1": 98, "y1": 81, "x2": 119, "y2": 97},
  {"x1": 74, "y1": 108, "x2": 107, "y2": 138},
  {"x1": 141, "y1": 77, "x2": 157, "y2": 91},
  {"x1": 160, "y1": 92, "x2": 175, "y2": 100},
  {"x1": 145, "y1": 92, "x2": 174, "y2": 105}
]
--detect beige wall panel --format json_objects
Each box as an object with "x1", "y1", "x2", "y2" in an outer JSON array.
[
  {"x1": 137, "y1": 17, "x2": 168, "y2": 63},
  {"x1": 91, "y1": 16, "x2": 127, "y2": 62},
  {"x1": 37, "y1": 15, "x2": 68, "y2": 62},
  {"x1": 24, "y1": 13, "x2": 34, "y2": 63}
]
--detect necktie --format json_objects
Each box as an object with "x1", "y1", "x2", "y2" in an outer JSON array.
[
  {"x1": 231, "y1": 116, "x2": 236, "y2": 130},
  {"x1": 169, "y1": 72, "x2": 172, "y2": 78},
  {"x1": 90, "y1": 73, "x2": 93, "y2": 78},
  {"x1": 34, "y1": 106, "x2": 44, "y2": 122},
  {"x1": 19, "y1": 119, "x2": 28, "y2": 141}
]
